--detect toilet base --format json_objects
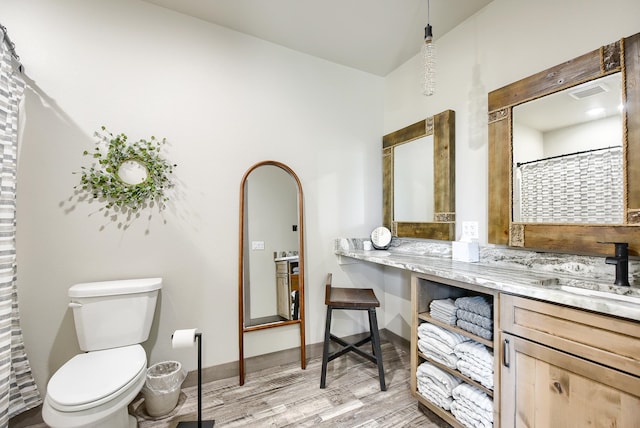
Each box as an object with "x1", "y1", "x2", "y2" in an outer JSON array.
[
  {"x1": 42, "y1": 400, "x2": 138, "y2": 428},
  {"x1": 127, "y1": 413, "x2": 138, "y2": 428}
]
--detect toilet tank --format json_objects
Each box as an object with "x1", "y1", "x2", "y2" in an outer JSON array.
[{"x1": 68, "y1": 277, "x2": 162, "y2": 351}]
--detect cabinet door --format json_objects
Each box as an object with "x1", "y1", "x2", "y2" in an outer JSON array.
[
  {"x1": 501, "y1": 332, "x2": 640, "y2": 428},
  {"x1": 276, "y1": 274, "x2": 291, "y2": 320}
]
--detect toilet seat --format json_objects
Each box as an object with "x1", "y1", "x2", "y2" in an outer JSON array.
[{"x1": 47, "y1": 344, "x2": 146, "y2": 412}]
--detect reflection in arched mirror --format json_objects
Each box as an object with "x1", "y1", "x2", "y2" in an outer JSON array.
[{"x1": 238, "y1": 161, "x2": 305, "y2": 385}]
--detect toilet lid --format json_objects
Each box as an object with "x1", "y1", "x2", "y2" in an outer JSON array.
[{"x1": 47, "y1": 345, "x2": 146, "y2": 408}]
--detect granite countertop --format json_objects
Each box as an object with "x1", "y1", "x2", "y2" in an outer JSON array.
[{"x1": 335, "y1": 241, "x2": 640, "y2": 322}]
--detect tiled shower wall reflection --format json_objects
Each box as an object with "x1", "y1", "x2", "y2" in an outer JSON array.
[{"x1": 515, "y1": 147, "x2": 623, "y2": 223}]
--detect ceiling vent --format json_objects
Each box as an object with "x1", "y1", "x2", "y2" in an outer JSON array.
[{"x1": 568, "y1": 83, "x2": 609, "y2": 100}]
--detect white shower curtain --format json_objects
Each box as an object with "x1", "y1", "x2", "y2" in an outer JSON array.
[
  {"x1": 517, "y1": 147, "x2": 623, "y2": 224},
  {"x1": 0, "y1": 27, "x2": 42, "y2": 423}
]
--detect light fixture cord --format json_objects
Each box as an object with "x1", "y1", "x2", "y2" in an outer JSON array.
[{"x1": 422, "y1": 0, "x2": 436, "y2": 96}]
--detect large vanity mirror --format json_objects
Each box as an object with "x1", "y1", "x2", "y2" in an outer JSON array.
[
  {"x1": 383, "y1": 109, "x2": 455, "y2": 240},
  {"x1": 238, "y1": 160, "x2": 305, "y2": 385},
  {"x1": 488, "y1": 31, "x2": 640, "y2": 255}
]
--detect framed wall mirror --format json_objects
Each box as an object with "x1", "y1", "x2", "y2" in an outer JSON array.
[
  {"x1": 238, "y1": 160, "x2": 306, "y2": 385},
  {"x1": 488, "y1": 31, "x2": 640, "y2": 255},
  {"x1": 383, "y1": 109, "x2": 455, "y2": 240}
]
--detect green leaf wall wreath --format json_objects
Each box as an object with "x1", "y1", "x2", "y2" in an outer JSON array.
[{"x1": 75, "y1": 126, "x2": 176, "y2": 212}]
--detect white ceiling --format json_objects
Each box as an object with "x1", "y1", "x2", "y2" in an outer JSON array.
[
  {"x1": 141, "y1": 0, "x2": 494, "y2": 76},
  {"x1": 514, "y1": 73, "x2": 623, "y2": 132}
]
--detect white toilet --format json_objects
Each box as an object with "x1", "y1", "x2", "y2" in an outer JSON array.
[{"x1": 42, "y1": 277, "x2": 162, "y2": 428}]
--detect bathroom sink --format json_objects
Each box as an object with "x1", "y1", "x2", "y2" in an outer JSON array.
[
  {"x1": 549, "y1": 277, "x2": 640, "y2": 304},
  {"x1": 526, "y1": 275, "x2": 640, "y2": 304},
  {"x1": 558, "y1": 285, "x2": 640, "y2": 304}
]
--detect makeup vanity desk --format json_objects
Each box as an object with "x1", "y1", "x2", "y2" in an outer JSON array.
[{"x1": 335, "y1": 241, "x2": 640, "y2": 428}]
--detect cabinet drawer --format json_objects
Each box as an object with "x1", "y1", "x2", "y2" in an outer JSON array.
[{"x1": 501, "y1": 294, "x2": 640, "y2": 377}]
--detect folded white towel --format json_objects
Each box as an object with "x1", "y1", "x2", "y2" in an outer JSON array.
[
  {"x1": 430, "y1": 298, "x2": 457, "y2": 313},
  {"x1": 450, "y1": 399, "x2": 493, "y2": 428},
  {"x1": 454, "y1": 341, "x2": 494, "y2": 368},
  {"x1": 418, "y1": 339, "x2": 459, "y2": 368},
  {"x1": 431, "y1": 305, "x2": 458, "y2": 324},
  {"x1": 456, "y1": 359, "x2": 493, "y2": 378},
  {"x1": 419, "y1": 336, "x2": 454, "y2": 356},
  {"x1": 417, "y1": 374, "x2": 452, "y2": 399},
  {"x1": 418, "y1": 322, "x2": 469, "y2": 348},
  {"x1": 418, "y1": 380, "x2": 454, "y2": 410},
  {"x1": 456, "y1": 360, "x2": 494, "y2": 389},
  {"x1": 417, "y1": 361, "x2": 462, "y2": 395},
  {"x1": 452, "y1": 383, "x2": 494, "y2": 413}
]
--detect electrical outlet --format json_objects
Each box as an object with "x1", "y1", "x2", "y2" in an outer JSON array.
[
  {"x1": 251, "y1": 241, "x2": 265, "y2": 250},
  {"x1": 462, "y1": 221, "x2": 479, "y2": 240}
]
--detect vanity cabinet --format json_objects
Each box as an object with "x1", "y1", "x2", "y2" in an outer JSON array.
[
  {"x1": 411, "y1": 273, "x2": 500, "y2": 428},
  {"x1": 500, "y1": 294, "x2": 640, "y2": 427},
  {"x1": 275, "y1": 258, "x2": 299, "y2": 320}
]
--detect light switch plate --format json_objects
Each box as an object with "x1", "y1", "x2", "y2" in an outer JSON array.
[
  {"x1": 462, "y1": 221, "x2": 479, "y2": 240},
  {"x1": 251, "y1": 241, "x2": 265, "y2": 250}
]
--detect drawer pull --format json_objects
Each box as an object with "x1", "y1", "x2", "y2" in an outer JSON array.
[
  {"x1": 553, "y1": 381, "x2": 563, "y2": 394},
  {"x1": 503, "y1": 338, "x2": 510, "y2": 368}
]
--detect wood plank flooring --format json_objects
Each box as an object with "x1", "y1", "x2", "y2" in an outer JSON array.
[{"x1": 130, "y1": 338, "x2": 450, "y2": 427}]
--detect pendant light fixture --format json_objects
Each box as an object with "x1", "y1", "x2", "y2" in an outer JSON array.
[{"x1": 421, "y1": 0, "x2": 436, "y2": 96}]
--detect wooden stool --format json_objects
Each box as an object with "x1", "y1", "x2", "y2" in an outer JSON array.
[{"x1": 320, "y1": 273, "x2": 386, "y2": 390}]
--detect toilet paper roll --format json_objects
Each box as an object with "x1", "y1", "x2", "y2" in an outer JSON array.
[{"x1": 171, "y1": 328, "x2": 197, "y2": 349}]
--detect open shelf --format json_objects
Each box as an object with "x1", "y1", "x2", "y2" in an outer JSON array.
[
  {"x1": 411, "y1": 273, "x2": 499, "y2": 426},
  {"x1": 418, "y1": 351, "x2": 494, "y2": 397},
  {"x1": 418, "y1": 312, "x2": 493, "y2": 348}
]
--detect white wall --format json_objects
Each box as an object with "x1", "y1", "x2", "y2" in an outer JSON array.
[
  {"x1": 2, "y1": 0, "x2": 384, "y2": 395},
  {"x1": 513, "y1": 123, "x2": 544, "y2": 164},
  {"x1": 544, "y1": 116, "x2": 622, "y2": 157}
]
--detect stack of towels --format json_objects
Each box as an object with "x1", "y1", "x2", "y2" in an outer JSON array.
[
  {"x1": 455, "y1": 296, "x2": 493, "y2": 340},
  {"x1": 417, "y1": 322, "x2": 468, "y2": 369},
  {"x1": 429, "y1": 298, "x2": 457, "y2": 325},
  {"x1": 450, "y1": 383, "x2": 494, "y2": 428},
  {"x1": 416, "y1": 361, "x2": 462, "y2": 410},
  {"x1": 454, "y1": 340, "x2": 494, "y2": 390}
]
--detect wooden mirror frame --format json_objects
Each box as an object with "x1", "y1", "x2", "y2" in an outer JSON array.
[
  {"x1": 238, "y1": 160, "x2": 306, "y2": 385},
  {"x1": 383, "y1": 109, "x2": 456, "y2": 240},
  {"x1": 488, "y1": 32, "x2": 640, "y2": 256}
]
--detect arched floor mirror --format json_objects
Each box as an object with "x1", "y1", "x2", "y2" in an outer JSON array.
[{"x1": 238, "y1": 160, "x2": 306, "y2": 385}]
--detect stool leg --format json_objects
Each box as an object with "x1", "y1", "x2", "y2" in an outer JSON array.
[
  {"x1": 320, "y1": 305, "x2": 333, "y2": 388},
  {"x1": 368, "y1": 308, "x2": 386, "y2": 391}
]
